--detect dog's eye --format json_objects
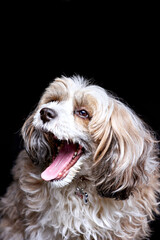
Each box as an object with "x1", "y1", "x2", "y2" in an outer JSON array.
[{"x1": 74, "y1": 109, "x2": 90, "y2": 119}]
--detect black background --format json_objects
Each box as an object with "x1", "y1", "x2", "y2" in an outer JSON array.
[{"x1": 0, "y1": 1, "x2": 159, "y2": 239}]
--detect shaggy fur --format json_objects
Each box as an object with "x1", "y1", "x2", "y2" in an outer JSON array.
[{"x1": 0, "y1": 76, "x2": 159, "y2": 240}]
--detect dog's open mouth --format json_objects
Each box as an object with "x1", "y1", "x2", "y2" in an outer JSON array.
[{"x1": 41, "y1": 135, "x2": 84, "y2": 181}]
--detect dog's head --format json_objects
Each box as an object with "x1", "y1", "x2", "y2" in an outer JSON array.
[{"x1": 22, "y1": 76, "x2": 158, "y2": 200}]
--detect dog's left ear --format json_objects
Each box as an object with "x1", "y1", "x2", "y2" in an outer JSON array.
[{"x1": 90, "y1": 97, "x2": 157, "y2": 200}]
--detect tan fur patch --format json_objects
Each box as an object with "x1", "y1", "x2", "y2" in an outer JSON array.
[
  {"x1": 39, "y1": 78, "x2": 69, "y2": 104},
  {"x1": 74, "y1": 93, "x2": 98, "y2": 130}
]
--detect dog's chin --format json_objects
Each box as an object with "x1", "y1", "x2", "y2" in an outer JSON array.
[
  {"x1": 37, "y1": 131, "x2": 90, "y2": 188},
  {"x1": 49, "y1": 156, "x2": 87, "y2": 188}
]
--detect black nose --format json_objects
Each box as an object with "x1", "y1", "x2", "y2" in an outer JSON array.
[{"x1": 40, "y1": 108, "x2": 57, "y2": 123}]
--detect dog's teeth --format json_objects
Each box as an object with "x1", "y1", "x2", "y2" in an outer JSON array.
[
  {"x1": 72, "y1": 151, "x2": 78, "y2": 159},
  {"x1": 58, "y1": 172, "x2": 63, "y2": 177}
]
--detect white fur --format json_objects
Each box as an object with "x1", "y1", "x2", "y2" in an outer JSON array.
[{"x1": 21, "y1": 168, "x2": 148, "y2": 240}]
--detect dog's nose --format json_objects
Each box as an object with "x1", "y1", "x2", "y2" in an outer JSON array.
[{"x1": 40, "y1": 108, "x2": 57, "y2": 123}]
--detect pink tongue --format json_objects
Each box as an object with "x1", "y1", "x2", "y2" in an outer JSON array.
[{"x1": 41, "y1": 143, "x2": 77, "y2": 181}]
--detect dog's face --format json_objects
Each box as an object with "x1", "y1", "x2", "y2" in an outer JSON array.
[
  {"x1": 22, "y1": 76, "x2": 156, "y2": 200},
  {"x1": 22, "y1": 76, "x2": 104, "y2": 187}
]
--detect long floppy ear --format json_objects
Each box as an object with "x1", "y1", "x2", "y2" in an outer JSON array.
[{"x1": 91, "y1": 96, "x2": 158, "y2": 200}]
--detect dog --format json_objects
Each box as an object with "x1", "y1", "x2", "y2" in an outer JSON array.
[{"x1": 0, "y1": 76, "x2": 159, "y2": 240}]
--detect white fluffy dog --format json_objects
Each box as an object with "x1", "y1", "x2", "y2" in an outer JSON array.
[{"x1": 0, "y1": 76, "x2": 159, "y2": 240}]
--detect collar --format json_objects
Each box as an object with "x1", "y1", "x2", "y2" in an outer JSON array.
[{"x1": 75, "y1": 176, "x2": 89, "y2": 204}]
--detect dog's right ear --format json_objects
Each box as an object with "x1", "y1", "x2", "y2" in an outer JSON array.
[{"x1": 21, "y1": 113, "x2": 52, "y2": 166}]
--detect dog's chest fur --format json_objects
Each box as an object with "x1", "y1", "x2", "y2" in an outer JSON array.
[{"x1": 8, "y1": 151, "x2": 148, "y2": 240}]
